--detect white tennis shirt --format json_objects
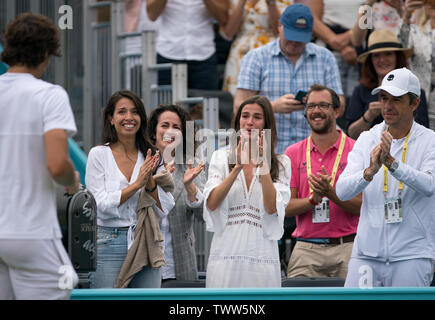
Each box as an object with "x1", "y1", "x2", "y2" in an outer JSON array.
[{"x1": 0, "y1": 73, "x2": 77, "y2": 239}]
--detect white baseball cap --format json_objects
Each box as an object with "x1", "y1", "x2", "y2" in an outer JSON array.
[{"x1": 371, "y1": 68, "x2": 420, "y2": 97}]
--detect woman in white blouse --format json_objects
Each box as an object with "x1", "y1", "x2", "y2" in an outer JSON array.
[
  {"x1": 85, "y1": 90, "x2": 174, "y2": 288},
  {"x1": 204, "y1": 95, "x2": 291, "y2": 288},
  {"x1": 147, "y1": 104, "x2": 206, "y2": 282}
]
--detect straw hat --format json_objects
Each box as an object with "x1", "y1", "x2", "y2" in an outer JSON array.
[{"x1": 357, "y1": 29, "x2": 414, "y2": 64}]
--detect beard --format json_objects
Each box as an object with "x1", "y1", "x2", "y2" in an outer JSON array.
[{"x1": 309, "y1": 114, "x2": 334, "y2": 134}]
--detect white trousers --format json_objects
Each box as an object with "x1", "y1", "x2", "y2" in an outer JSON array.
[
  {"x1": 345, "y1": 257, "x2": 434, "y2": 287},
  {"x1": 0, "y1": 239, "x2": 78, "y2": 300}
]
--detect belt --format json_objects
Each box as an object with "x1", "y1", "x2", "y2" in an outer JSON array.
[
  {"x1": 297, "y1": 234, "x2": 356, "y2": 245},
  {"x1": 98, "y1": 226, "x2": 130, "y2": 231}
]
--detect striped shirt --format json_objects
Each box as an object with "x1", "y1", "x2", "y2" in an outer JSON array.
[{"x1": 237, "y1": 40, "x2": 343, "y2": 154}]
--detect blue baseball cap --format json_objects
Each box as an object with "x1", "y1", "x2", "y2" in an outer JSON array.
[{"x1": 280, "y1": 4, "x2": 313, "y2": 43}]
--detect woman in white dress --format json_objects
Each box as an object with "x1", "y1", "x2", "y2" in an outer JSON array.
[{"x1": 204, "y1": 95, "x2": 291, "y2": 288}]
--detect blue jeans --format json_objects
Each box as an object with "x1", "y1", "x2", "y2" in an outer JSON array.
[{"x1": 90, "y1": 226, "x2": 162, "y2": 288}]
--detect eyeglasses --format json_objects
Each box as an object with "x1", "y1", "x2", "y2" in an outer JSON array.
[{"x1": 305, "y1": 102, "x2": 333, "y2": 110}]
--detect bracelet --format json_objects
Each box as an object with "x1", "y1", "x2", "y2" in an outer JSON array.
[
  {"x1": 186, "y1": 184, "x2": 198, "y2": 197},
  {"x1": 362, "y1": 113, "x2": 371, "y2": 125},
  {"x1": 145, "y1": 182, "x2": 157, "y2": 193},
  {"x1": 308, "y1": 193, "x2": 320, "y2": 206}
]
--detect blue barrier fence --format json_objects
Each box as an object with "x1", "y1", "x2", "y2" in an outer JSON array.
[
  {"x1": 0, "y1": 43, "x2": 8, "y2": 75},
  {"x1": 71, "y1": 287, "x2": 435, "y2": 300},
  {"x1": 68, "y1": 138, "x2": 87, "y2": 186}
]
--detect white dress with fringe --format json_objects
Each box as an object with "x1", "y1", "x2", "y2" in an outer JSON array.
[{"x1": 203, "y1": 148, "x2": 291, "y2": 288}]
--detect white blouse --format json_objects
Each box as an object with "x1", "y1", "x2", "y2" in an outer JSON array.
[
  {"x1": 85, "y1": 145, "x2": 175, "y2": 248},
  {"x1": 203, "y1": 148, "x2": 291, "y2": 288}
]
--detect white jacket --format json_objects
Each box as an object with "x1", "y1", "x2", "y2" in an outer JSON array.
[{"x1": 336, "y1": 121, "x2": 435, "y2": 262}]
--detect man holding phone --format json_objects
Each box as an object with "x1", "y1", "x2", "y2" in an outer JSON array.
[{"x1": 235, "y1": 3, "x2": 345, "y2": 154}]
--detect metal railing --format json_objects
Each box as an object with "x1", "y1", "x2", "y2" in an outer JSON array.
[{"x1": 0, "y1": 0, "x2": 87, "y2": 146}]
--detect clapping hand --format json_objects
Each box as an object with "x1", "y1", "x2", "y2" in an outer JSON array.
[
  {"x1": 380, "y1": 130, "x2": 393, "y2": 164},
  {"x1": 308, "y1": 166, "x2": 333, "y2": 198},
  {"x1": 365, "y1": 143, "x2": 384, "y2": 180},
  {"x1": 136, "y1": 149, "x2": 160, "y2": 189},
  {"x1": 165, "y1": 160, "x2": 175, "y2": 174},
  {"x1": 183, "y1": 160, "x2": 205, "y2": 186},
  {"x1": 253, "y1": 131, "x2": 271, "y2": 175},
  {"x1": 184, "y1": 160, "x2": 204, "y2": 200},
  {"x1": 235, "y1": 137, "x2": 249, "y2": 169}
]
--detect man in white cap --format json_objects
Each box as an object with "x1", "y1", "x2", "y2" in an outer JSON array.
[{"x1": 336, "y1": 68, "x2": 435, "y2": 287}]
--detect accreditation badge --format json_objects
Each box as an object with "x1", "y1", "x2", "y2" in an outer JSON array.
[
  {"x1": 312, "y1": 198, "x2": 330, "y2": 223},
  {"x1": 384, "y1": 198, "x2": 402, "y2": 224}
]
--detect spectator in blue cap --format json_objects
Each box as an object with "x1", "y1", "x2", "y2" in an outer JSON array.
[
  {"x1": 280, "y1": 2, "x2": 313, "y2": 43},
  {"x1": 234, "y1": 3, "x2": 345, "y2": 154}
]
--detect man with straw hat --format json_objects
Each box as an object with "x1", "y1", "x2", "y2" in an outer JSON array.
[{"x1": 346, "y1": 29, "x2": 429, "y2": 139}]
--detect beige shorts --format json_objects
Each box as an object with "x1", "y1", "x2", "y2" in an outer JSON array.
[
  {"x1": 0, "y1": 239, "x2": 78, "y2": 300},
  {"x1": 287, "y1": 240, "x2": 353, "y2": 278}
]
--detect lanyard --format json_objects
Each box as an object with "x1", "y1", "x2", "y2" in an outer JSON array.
[
  {"x1": 306, "y1": 132, "x2": 347, "y2": 193},
  {"x1": 382, "y1": 130, "x2": 411, "y2": 194}
]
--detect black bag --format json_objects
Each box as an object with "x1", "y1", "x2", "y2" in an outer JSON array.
[{"x1": 56, "y1": 186, "x2": 97, "y2": 273}]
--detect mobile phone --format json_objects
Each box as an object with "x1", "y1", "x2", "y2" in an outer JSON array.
[{"x1": 295, "y1": 90, "x2": 308, "y2": 103}]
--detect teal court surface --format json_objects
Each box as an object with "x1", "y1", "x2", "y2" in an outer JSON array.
[{"x1": 71, "y1": 287, "x2": 435, "y2": 300}]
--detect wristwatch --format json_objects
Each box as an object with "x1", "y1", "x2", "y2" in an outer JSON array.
[{"x1": 388, "y1": 160, "x2": 399, "y2": 173}]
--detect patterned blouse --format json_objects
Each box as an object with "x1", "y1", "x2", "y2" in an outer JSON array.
[{"x1": 222, "y1": 0, "x2": 291, "y2": 95}]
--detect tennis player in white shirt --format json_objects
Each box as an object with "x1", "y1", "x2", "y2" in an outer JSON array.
[{"x1": 0, "y1": 13, "x2": 80, "y2": 299}]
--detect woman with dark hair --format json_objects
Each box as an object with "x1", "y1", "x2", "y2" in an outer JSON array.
[
  {"x1": 147, "y1": 104, "x2": 206, "y2": 282},
  {"x1": 203, "y1": 95, "x2": 291, "y2": 288},
  {"x1": 346, "y1": 29, "x2": 429, "y2": 139},
  {"x1": 85, "y1": 90, "x2": 175, "y2": 288}
]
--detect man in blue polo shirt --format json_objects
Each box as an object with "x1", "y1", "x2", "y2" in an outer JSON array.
[{"x1": 234, "y1": 3, "x2": 344, "y2": 154}]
